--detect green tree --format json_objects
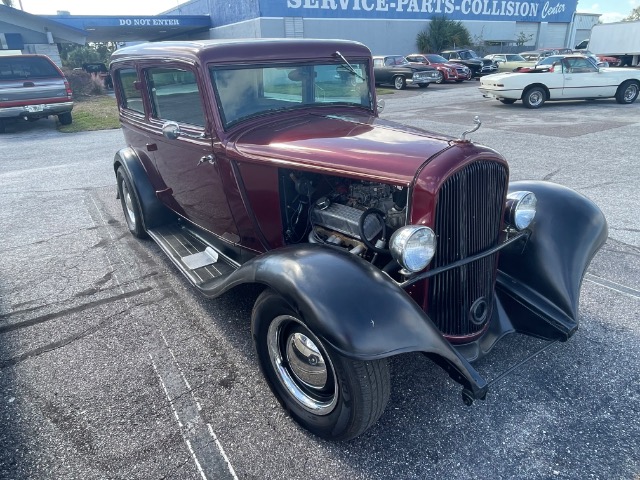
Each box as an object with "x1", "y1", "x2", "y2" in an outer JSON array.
[
  {"x1": 624, "y1": 6, "x2": 640, "y2": 20},
  {"x1": 59, "y1": 42, "x2": 117, "y2": 68},
  {"x1": 2, "y1": 0, "x2": 13, "y2": 6},
  {"x1": 416, "y1": 16, "x2": 472, "y2": 53}
]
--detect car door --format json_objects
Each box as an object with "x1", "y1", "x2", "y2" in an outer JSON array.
[
  {"x1": 373, "y1": 57, "x2": 393, "y2": 83},
  {"x1": 561, "y1": 58, "x2": 616, "y2": 98},
  {"x1": 144, "y1": 65, "x2": 238, "y2": 239}
]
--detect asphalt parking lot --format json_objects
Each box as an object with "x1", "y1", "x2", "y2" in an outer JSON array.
[{"x1": 1, "y1": 81, "x2": 639, "y2": 479}]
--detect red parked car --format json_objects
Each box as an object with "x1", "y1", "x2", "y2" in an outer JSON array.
[
  {"x1": 110, "y1": 39, "x2": 607, "y2": 441},
  {"x1": 0, "y1": 54, "x2": 73, "y2": 133},
  {"x1": 405, "y1": 53, "x2": 471, "y2": 82}
]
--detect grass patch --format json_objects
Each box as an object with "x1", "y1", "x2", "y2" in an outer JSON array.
[
  {"x1": 57, "y1": 95, "x2": 120, "y2": 133},
  {"x1": 376, "y1": 88, "x2": 395, "y2": 95}
]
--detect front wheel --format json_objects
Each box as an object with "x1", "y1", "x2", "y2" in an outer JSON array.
[
  {"x1": 116, "y1": 167, "x2": 147, "y2": 239},
  {"x1": 251, "y1": 289, "x2": 391, "y2": 441},
  {"x1": 393, "y1": 75, "x2": 406, "y2": 90},
  {"x1": 435, "y1": 71, "x2": 444, "y2": 84},
  {"x1": 615, "y1": 80, "x2": 639, "y2": 104},
  {"x1": 522, "y1": 86, "x2": 546, "y2": 109},
  {"x1": 418, "y1": 83, "x2": 429, "y2": 88}
]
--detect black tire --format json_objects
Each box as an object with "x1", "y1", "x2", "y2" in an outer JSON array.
[
  {"x1": 455, "y1": 79, "x2": 464, "y2": 83},
  {"x1": 522, "y1": 86, "x2": 546, "y2": 109},
  {"x1": 418, "y1": 83, "x2": 429, "y2": 88},
  {"x1": 116, "y1": 167, "x2": 147, "y2": 239},
  {"x1": 251, "y1": 289, "x2": 391, "y2": 441},
  {"x1": 0, "y1": 121, "x2": 5, "y2": 134},
  {"x1": 393, "y1": 75, "x2": 406, "y2": 90},
  {"x1": 434, "y1": 71, "x2": 444, "y2": 84},
  {"x1": 615, "y1": 80, "x2": 640, "y2": 104},
  {"x1": 58, "y1": 112, "x2": 73, "y2": 125},
  {"x1": 499, "y1": 99, "x2": 517, "y2": 104}
]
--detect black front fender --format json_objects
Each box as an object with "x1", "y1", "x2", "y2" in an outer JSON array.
[
  {"x1": 202, "y1": 244, "x2": 488, "y2": 399},
  {"x1": 497, "y1": 181, "x2": 608, "y2": 340}
]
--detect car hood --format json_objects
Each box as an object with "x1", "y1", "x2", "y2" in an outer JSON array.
[
  {"x1": 407, "y1": 64, "x2": 437, "y2": 72},
  {"x1": 229, "y1": 112, "x2": 454, "y2": 185}
]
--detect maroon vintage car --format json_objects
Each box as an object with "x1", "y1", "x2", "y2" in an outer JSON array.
[
  {"x1": 110, "y1": 39, "x2": 607, "y2": 441},
  {"x1": 405, "y1": 53, "x2": 471, "y2": 83}
]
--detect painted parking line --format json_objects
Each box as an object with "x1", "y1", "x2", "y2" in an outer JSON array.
[
  {"x1": 150, "y1": 330, "x2": 237, "y2": 480},
  {"x1": 585, "y1": 273, "x2": 640, "y2": 300}
]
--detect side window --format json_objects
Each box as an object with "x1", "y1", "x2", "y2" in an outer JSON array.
[
  {"x1": 373, "y1": 59, "x2": 383, "y2": 67},
  {"x1": 118, "y1": 68, "x2": 144, "y2": 114},
  {"x1": 384, "y1": 57, "x2": 394, "y2": 66},
  {"x1": 147, "y1": 68, "x2": 206, "y2": 127}
]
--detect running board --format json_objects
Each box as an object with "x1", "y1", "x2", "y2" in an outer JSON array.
[{"x1": 147, "y1": 224, "x2": 235, "y2": 289}]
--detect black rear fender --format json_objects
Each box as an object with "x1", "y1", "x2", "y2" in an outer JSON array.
[{"x1": 113, "y1": 147, "x2": 173, "y2": 230}]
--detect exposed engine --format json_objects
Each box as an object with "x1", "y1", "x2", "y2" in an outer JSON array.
[{"x1": 281, "y1": 169, "x2": 408, "y2": 261}]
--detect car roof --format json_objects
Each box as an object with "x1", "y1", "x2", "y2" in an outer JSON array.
[{"x1": 111, "y1": 39, "x2": 371, "y2": 66}]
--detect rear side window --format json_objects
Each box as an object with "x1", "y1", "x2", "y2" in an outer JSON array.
[
  {"x1": 147, "y1": 68, "x2": 205, "y2": 127},
  {"x1": 117, "y1": 68, "x2": 144, "y2": 114},
  {"x1": 0, "y1": 57, "x2": 61, "y2": 80}
]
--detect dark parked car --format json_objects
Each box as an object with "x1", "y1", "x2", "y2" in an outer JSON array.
[
  {"x1": 440, "y1": 49, "x2": 498, "y2": 78},
  {"x1": 0, "y1": 54, "x2": 73, "y2": 133},
  {"x1": 372, "y1": 55, "x2": 439, "y2": 89},
  {"x1": 82, "y1": 62, "x2": 113, "y2": 89},
  {"x1": 110, "y1": 39, "x2": 607, "y2": 441}
]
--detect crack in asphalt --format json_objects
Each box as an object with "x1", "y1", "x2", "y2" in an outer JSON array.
[
  {"x1": 2, "y1": 273, "x2": 163, "y2": 319},
  {"x1": 0, "y1": 297, "x2": 158, "y2": 369},
  {"x1": 0, "y1": 286, "x2": 154, "y2": 335}
]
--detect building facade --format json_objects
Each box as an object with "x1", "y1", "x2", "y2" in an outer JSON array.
[
  {"x1": 163, "y1": 0, "x2": 598, "y2": 54},
  {"x1": 0, "y1": 5, "x2": 86, "y2": 66}
]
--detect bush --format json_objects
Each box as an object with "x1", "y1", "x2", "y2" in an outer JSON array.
[{"x1": 62, "y1": 68, "x2": 104, "y2": 97}]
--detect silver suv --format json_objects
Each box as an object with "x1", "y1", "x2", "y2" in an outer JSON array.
[{"x1": 0, "y1": 54, "x2": 74, "y2": 133}]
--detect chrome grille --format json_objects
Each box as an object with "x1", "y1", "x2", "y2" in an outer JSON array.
[{"x1": 427, "y1": 161, "x2": 508, "y2": 337}]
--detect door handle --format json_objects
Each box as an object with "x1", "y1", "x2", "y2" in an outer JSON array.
[{"x1": 197, "y1": 154, "x2": 216, "y2": 166}]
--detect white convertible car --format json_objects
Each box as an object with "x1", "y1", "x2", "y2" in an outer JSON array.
[{"x1": 479, "y1": 55, "x2": 640, "y2": 108}]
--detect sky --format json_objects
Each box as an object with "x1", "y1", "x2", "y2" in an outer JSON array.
[
  {"x1": 579, "y1": 0, "x2": 640, "y2": 23},
  {"x1": 17, "y1": 0, "x2": 185, "y2": 16},
  {"x1": 13, "y1": 0, "x2": 640, "y2": 22}
]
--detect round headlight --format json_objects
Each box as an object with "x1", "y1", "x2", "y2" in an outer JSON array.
[
  {"x1": 389, "y1": 226, "x2": 436, "y2": 273},
  {"x1": 505, "y1": 191, "x2": 537, "y2": 230}
]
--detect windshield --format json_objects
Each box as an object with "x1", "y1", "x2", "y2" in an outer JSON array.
[
  {"x1": 507, "y1": 54, "x2": 526, "y2": 62},
  {"x1": 426, "y1": 54, "x2": 448, "y2": 63},
  {"x1": 537, "y1": 56, "x2": 563, "y2": 66},
  {"x1": 210, "y1": 62, "x2": 371, "y2": 129},
  {"x1": 460, "y1": 50, "x2": 479, "y2": 60}
]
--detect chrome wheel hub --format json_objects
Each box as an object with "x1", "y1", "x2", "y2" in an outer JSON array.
[
  {"x1": 267, "y1": 315, "x2": 337, "y2": 415},
  {"x1": 624, "y1": 85, "x2": 637, "y2": 102},
  {"x1": 529, "y1": 91, "x2": 543, "y2": 106}
]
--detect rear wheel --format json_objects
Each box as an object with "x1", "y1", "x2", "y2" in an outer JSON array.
[
  {"x1": 251, "y1": 289, "x2": 391, "y2": 441},
  {"x1": 499, "y1": 99, "x2": 517, "y2": 104},
  {"x1": 393, "y1": 75, "x2": 406, "y2": 90},
  {"x1": 615, "y1": 80, "x2": 639, "y2": 104},
  {"x1": 522, "y1": 86, "x2": 546, "y2": 109},
  {"x1": 116, "y1": 167, "x2": 147, "y2": 239},
  {"x1": 58, "y1": 112, "x2": 73, "y2": 125}
]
